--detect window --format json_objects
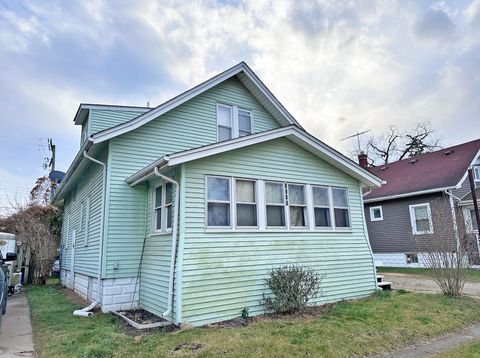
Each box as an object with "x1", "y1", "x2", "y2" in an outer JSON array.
[
  {"x1": 465, "y1": 208, "x2": 479, "y2": 232},
  {"x1": 217, "y1": 104, "x2": 233, "y2": 142},
  {"x1": 370, "y1": 206, "x2": 383, "y2": 221},
  {"x1": 207, "y1": 176, "x2": 231, "y2": 227},
  {"x1": 474, "y1": 166, "x2": 480, "y2": 182},
  {"x1": 153, "y1": 182, "x2": 174, "y2": 232},
  {"x1": 332, "y1": 188, "x2": 350, "y2": 228},
  {"x1": 216, "y1": 104, "x2": 252, "y2": 141},
  {"x1": 82, "y1": 198, "x2": 90, "y2": 245},
  {"x1": 235, "y1": 179, "x2": 257, "y2": 227},
  {"x1": 312, "y1": 186, "x2": 331, "y2": 228},
  {"x1": 405, "y1": 253, "x2": 419, "y2": 264},
  {"x1": 288, "y1": 184, "x2": 307, "y2": 227},
  {"x1": 265, "y1": 182, "x2": 286, "y2": 227},
  {"x1": 409, "y1": 203, "x2": 433, "y2": 235}
]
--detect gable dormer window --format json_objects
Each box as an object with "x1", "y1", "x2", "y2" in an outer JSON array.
[{"x1": 216, "y1": 104, "x2": 252, "y2": 142}]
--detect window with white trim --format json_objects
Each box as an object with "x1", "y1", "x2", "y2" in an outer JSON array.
[
  {"x1": 235, "y1": 179, "x2": 257, "y2": 227},
  {"x1": 409, "y1": 203, "x2": 433, "y2": 235},
  {"x1": 370, "y1": 206, "x2": 383, "y2": 221},
  {"x1": 332, "y1": 188, "x2": 350, "y2": 228},
  {"x1": 288, "y1": 184, "x2": 308, "y2": 227},
  {"x1": 474, "y1": 166, "x2": 480, "y2": 182},
  {"x1": 216, "y1": 104, "x2": 252, "y2": 142},
  {"x1": 207, "y1": 176, "x2": 231, "y2": 227},
  {"x1": 312, "y1": 186, "x2": 331, "y2": 228},
  {"x1": 464, "y1": 208, "x2": 479, "y2": 232},
  {"x1": 265, "y1": 182, "x2": 286, "y2": 227},
  {"x1": 405, "y1": 253, "x2": 418, "y2": 264},
  {"x1": 153, "y1": 182, "x2": 173, "y2": 232}
]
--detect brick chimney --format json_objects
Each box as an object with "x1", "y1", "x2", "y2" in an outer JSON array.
[{"x1": 358, "y1": 152, "x2": 368, "y2": 168}]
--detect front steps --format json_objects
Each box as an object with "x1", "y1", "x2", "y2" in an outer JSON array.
[{"x1": 376, "y1": 274, "x2": 392, "y2": 290}]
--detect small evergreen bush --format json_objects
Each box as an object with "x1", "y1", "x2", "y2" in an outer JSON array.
[{"x1": 261, "y1": 265, "x2": 324, "y2": 314}]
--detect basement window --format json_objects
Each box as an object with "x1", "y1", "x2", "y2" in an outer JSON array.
[
  {"x1": 405, "y1": 253, "x2": 419, "y2": 264},
  {"x1": 370, "y1": 206, "x2": 383, "y2": 221}
]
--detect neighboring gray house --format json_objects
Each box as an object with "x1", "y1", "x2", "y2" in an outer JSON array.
[{"x1": 361, "y1": 139, "x2": 480, "y2": 267}]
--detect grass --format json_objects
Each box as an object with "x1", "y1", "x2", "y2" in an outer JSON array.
[
  {"x1": 27, "y1": 286, "x2": 480, "y2": 358},
  {"x1": 433, "y1": 339, "x2": 480, "y2": 357},
  {"x1": 377, "y1": 267, "x2": 480, "y2": 281}
]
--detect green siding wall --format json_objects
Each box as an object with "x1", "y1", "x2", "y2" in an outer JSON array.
[
  {"x1": 104, "y1": 76, "x2": 282, "y2": 278},
  {"x1": 181, "y1": 138, "x2": 376, "y2": 326},
  {"x1": 60, "y1": 147, "x2": 107, "y2": 277},
  {"x1": 89, "y1": 109, "x2": 147, "y2": 135}
]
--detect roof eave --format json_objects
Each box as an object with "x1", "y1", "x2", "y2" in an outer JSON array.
[{"x1": 363, "y1": 186, "x2": 457, "y2": 203}]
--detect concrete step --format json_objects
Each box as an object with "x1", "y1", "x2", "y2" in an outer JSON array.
[
  {"x1": 376, "y1": 275, "x2": 385, "y2": 283},
  {"x1": 378, "y1": 281, "x2": 392, "y2": 290}
]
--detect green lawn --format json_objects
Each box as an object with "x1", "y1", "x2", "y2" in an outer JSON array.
[
  {"x1": 433, "y1": 339, "x2": 480, "y2": 357},
  {"x1": 377, "y1": 267, "x2": 480, "y2": 282},
  {"x1": 27, "y1": 286, "x2": 480, "y2": 358}
]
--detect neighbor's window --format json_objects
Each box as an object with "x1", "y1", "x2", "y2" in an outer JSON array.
[
  {"x1": 288, "y1": 184, "x2": 307, "y2": 227},
  {"x1": 370, "y1": 206, "x2": 383, "y2": 221},
  {"x1": 207, "y1": 176, "x2": 231, "y2": 227},
  {"x1": 474, "y1": 166, "x2": 480, "y2": 182},
  {"x1": 409, "y1": 203, "x2": 433, "y2": 235},
  {"x1": 405, "y1": 253, "x2": 419, "y2": 264},
  {"x1": 235, "y1": 179, "x2": 257, "y2": 227},
  {"x1": 265, "y1": 182, "x2": 286, "y2": 227},
  {"x1": 468, "y1": 209, "x2": 479, "y2": 232},
  {"x1": 312, "y1": 186, "x2": 331, "y2": 228},
  {"x1": 153, "y1": 182, "x2": 174, "y2": 232},
  {"x1": 216, "y1": 104, "x2": 252, "y2": 141},
  {"x1": 332, "y1": 188, "x2": 350, "y2": 228}
]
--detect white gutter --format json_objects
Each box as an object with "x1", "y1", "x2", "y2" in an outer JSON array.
[
  {"x1": 153, "y1": 167, "x2": 179, "y2": 318},
  {"x1": 82, "y1": 150, "x2": 107, "y2": 305},
  {"x1": 364, "y1": 186, "x2": 456, "y2": 203}
]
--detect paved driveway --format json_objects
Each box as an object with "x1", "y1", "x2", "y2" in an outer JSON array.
[
  {"x1": 0, "y1": 293, "x2": 34, "y2": 357},
  {"x1": 384, "y1": 273, "x2": 480, "y2": 297}
]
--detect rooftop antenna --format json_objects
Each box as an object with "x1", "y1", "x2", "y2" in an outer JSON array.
[
  {"x1": 341, "y1": 129, "x2": 371, "y2": 152},
  {"x1": 146, "y1": 101, "x2": 150, "y2": 108}
]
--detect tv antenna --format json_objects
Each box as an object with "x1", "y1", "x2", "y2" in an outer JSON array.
[{"x1": 341, "y1": 129, "x2": 371, "y2": 152}]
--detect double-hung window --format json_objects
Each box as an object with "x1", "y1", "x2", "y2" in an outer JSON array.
[
  {"x1": 235, "y1": 179, "x2": 257, "y2": 227},
  {"x1": 474, "y1": 166, "x2": 480, "y2": 182},
  {"x1": 288, "y1": 184, "x2": 307, "y2": 227},
  {"x1": 216, "y1": 104, "x2": 252, "y2": 141},
  {"x1": 207, "y1": 176, "x2": 231, "y2": 227},
  {"x1": 409, "y1": 203, "x2": 433, "y2": 235},
  {"x1": 312, "y1": 186, "x2": 331, "y2": 228},
  {"x1": 265, "y1": 182, "x2": 286, "y2": 227},
  {"x1": 154, "y1": 182, "x2": 173, "y2": 232},
  {"x1": 332, "y1": 188, "x2": 350, "y2": 229}
]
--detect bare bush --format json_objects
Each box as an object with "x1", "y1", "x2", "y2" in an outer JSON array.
[{"x1": 261, "y1": 265, "x2": 324, "y2": 314}]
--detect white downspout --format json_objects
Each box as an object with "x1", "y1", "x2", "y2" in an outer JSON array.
[
  {"x1": 153, "y1": 167, "x2": 179, "y2": 318},
  {"x1": 83, "y1": 150, "x2": 107, "y2": 307}
]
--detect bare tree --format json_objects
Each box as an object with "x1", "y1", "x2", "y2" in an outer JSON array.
[
  {"x1": 366, "y1": 121, "x2": 442, "y2": 165},
  {"x1": 30, "y1": 176, "x2": 54, "y2": 205},
  {"x1": 413, "y1": 194, "x2": 476, "y2": 297}
]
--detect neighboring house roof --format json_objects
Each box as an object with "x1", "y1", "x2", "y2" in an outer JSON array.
[
  {"x1": 89, "y1": 62, "x2": 303, "y2": 143},
  {"x1": 127, "y1": 126, "x2": 383, "y2": 188},
  {"x1": 364, "y1": 138, "x2": 480, "y2": 203}
]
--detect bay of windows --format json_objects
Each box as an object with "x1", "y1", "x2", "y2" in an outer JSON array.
[{"x1": 206, "y1": 175, "x2": 351, "y2": 231}]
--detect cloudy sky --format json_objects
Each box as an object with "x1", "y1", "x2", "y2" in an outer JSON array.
[{"x1": 1, "y1": 0, "x2": 480, "y2": 212}]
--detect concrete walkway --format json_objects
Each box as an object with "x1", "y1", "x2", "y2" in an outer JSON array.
[
  {"x1": 0, "y1": 293, "x2": 34, "y2": 357},
  {"x1": 379, "y1": 323, "x2": 480, "y2": 358}
]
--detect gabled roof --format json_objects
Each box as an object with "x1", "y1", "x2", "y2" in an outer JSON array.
[
  {"x1": 364, "y1": 138, "x2": 480, "y2": 203},
  {"x1": 127, "y1": 126, "x2": 383, "y2": 188},
  {"x1": 73, "y1": 103, "x2": 150, "y2": 125},
  {"x1": 90, "y1": 62, "x2": 302, "y2": 143}
]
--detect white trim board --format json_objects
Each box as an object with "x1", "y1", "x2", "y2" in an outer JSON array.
[
  {"x1": 127, "y1": 126, "x2": 383, "y2": 188},
  {"x1": 91, "y1": 62, "x2": 302, "y2": 144}
]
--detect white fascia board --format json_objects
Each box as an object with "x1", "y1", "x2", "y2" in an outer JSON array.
[
  {"x1": 363, "y1": 186, "x2": 456, "y2": 203},
  {"x1": 91, "y1": 62, "x2": 301, "y2": 144},
  {"x1": 454, "y1": 148, "x2": 480, "y2": 189},
  {"x1": 127, "y1": 126, "x2": 382, "y2": 187}
]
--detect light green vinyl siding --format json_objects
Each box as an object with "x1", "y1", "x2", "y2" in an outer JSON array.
[
  {"x1": 104, "y1": 76, "x2": 282, "y2": 278},
  {"x1": 59, "y1": 147, "x2": 106, "y2": 277},
  {"x1": 89, "y1": 109, "x2": 147, "y2": 135},
  {"x1": 181, "y1": 138, "x2": 376, "y2": 326}
]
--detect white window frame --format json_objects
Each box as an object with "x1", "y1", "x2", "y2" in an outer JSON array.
[
  {"x1": 331, "y1": 187, "x2": 352, "y2": 230},
  {"x1": 264, "y1": 181, "x2": 288, "y2": 229},
  {"x1": 463, "y1": 207, "x2": 479, "y2": 233},
  {"x1": 311, "y1": 185, "x2": 333, "y2": 229},
  {"x1": 409, "y1": 203, "x2": 434, "y2": 235},
  {"x1": 287, "y1": 183, "x2": 308, "y2": 229},
  {"x1": 474, "y1": 166, "x2": 480, "y2": 182},
  {"x1": 83, "y1": 197, "x2": 90, "y2": 246},
  {"x1": 405, "y1": 253, "x2": 419, "y2": 264},
  {"x1": 234, "y1": 178, "x2": 258, "y2": 229},
  {"x1": 370, "y1": 206, "x2": 383, "y2": 221},
  {"x1": 216, "y1": 103, "x2": 253, "y2": 141},
  {"x1": 206, "y1": 175, "x2": 232, "y2": 229},
  {"x1": 152, "y1": 181, "x2": 173, "y2": 234}
]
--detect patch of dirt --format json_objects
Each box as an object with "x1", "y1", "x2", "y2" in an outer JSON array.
[
  {"x1": 206, "y1": 317, "x2": 248, "y2": 328},
  {"x1": 119, "y1": 308, "x2": 167, "y2": 325},
  {"x1": 57, "y1": 287, "x2": 89, "y2": 306},
  {"x1": 173, "y1": 342, "x2": 204, "y2": 352}
]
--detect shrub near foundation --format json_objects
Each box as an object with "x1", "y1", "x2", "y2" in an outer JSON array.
[{"x1": 261, "y1": 265, "x2": 324, "y2": 314}]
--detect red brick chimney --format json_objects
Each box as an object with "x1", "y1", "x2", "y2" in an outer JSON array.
[{"x1": 358, "y1": 152, "x2": 368, "y2": 168}]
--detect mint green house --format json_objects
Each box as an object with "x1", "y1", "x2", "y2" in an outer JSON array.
[{"x1": 53, "y1": 62, "x2": 382, "y2": 326}]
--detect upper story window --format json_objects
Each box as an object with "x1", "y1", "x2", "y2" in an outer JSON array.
[
  {"x1": 409, "y1": 203, "x2": 433, "y2": 235},
  {"x1": 153, "y1": 181, "x2": 173, "y2": 232},
  {"x1": 369, "y1": 206, "x2": 383, "y2": 221},
  {"x1": 216, "y1": 104, "x2": 252, "y2": 142},
  {"x1": 474, "y1": 166, "x2": 480, "y2": 182}
]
